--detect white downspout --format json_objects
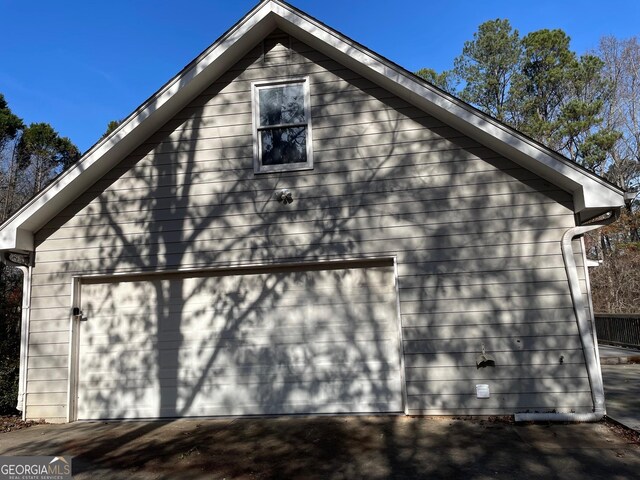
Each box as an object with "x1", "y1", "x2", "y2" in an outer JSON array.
[
  {"x1": 581, "y1": 236, "x2": 604, "y2": 379},
  {"x1": 16, "y1": 265, "x2": 32, "y2": 419},
  {"x1": 515, "y1": 210, "x2": 619, "y2": 423}
]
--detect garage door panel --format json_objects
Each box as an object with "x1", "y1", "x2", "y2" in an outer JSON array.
[
  {"x1": 79, "y1": 339, "x2": 400, "y2": 377},
  {"x1": 81, "y1": 381, "x2": 400, "y2": 420},
  {"x1": 81, "y1": 378, "x2": 400, "y2": 405},
  {"x1": 83, "y1": 295, "x2": 397, "y2": 337},
  {"x1": 82, "y1": 291, "x2": 396, "y2": 313},
  {"x1": 83, "y1": 294, "x2": 397, "y2": 324},
  {"x1": 81, "y1": 367, "x2": 401, "y2": 390},
  {"x1": 82, "y1": 310, "x2": 398, "y2": 347},
  {"x1": 83, "y1": 399, "x2": 399, "y2": 421},
  {"x1": 77, "y1": 264, "x2": 402, "y2": 420},
  {"x1": 80, "y1": 329, "x2": 399, "y2": 353},
  {"x1": 81, "y1": 359, "x2": 397, "y2": 384}
]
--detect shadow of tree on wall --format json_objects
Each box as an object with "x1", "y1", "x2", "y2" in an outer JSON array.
[{"x1": 31, "y1": 31, "x2": 594, "y2": 464}]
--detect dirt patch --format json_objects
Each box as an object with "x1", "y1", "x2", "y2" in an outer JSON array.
[
  {"x1": 451, "y1": 415, "x2": 515, "y2": 424},
  {"x1": 0, "y1": 415, "x2": 46, "y2": 433},
  {"x1": 605, "y1": 418, "x2": 640, "y2": 445}
]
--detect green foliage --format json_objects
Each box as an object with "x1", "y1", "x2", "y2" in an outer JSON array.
[
  {"x1": 420, "y1": 21, "x2": 624, "y2": 180},
  {"x1": 576, "y1": 129, "x2": 621, "y2": 174},
  {"x1": 16, "y1": 123, "x2": 81, "y2": 195},
  {"x1": 101, "y1": 119, "x2": 123, "y2": 140},
  {"x1": 0, "y1": 94, "x2": 24, "y2": 151},
  {"x1": 512, "y1": 39, "x2": 617, "y2": 169},
  {"x1": 511, "y1": 29, "x2": 577, "y2": 143},
  {"x1": 17, "y1": 123, "x2": 80, "y2": 172},
  {"x1": 453, "y1": 18, "x2": 521, "y2": 122},
  {"x1": 415, "y1": 68, "x2": 457, "y2": 94},
  {"x1": 0, "y1": 264, "x2": 22, "y2": 415}
]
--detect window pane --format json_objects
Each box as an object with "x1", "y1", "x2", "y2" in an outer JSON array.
[
  {"x1": 259, "y1": 84, "x2": 305, "y2": 126},
  {"x1": 261, "y1": 127, "x2": 307, "y2": 165}
]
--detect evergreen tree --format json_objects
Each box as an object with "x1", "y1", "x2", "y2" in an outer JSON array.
[
  {"x1": 415, "y1": 68, "x2": 457, "y2": 94},
  {"x1": 453, "y1": 18, "x2": 522, "y2": 123}
]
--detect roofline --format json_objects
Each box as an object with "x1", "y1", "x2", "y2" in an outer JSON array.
[
  {"x1": 0, "y1": 0, "x2": 625, "y2": 252},
  {"x1": 279, "y1": 1, "x2": 624, "y2": 195},
  {"x1": 268, "y1": 2, "x2": 624, "y2": 204},
  {"x1": 409, "y1": 70, "x2": 624, "y2": 195},
  {"x1": 0, "y1": 1, "x2": 279, "y2": 251},
  {"x1": 79, "y1": 1, "x2": 269, "y2": 163}
]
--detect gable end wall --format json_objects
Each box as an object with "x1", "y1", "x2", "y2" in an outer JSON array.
[{"x1": 25, "y1": 31, "x2": 593, "y2": 421}]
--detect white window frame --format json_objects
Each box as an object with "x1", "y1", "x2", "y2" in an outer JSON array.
[{"x1": 252, "y1": 77, "x2": 313, "y2": 174}]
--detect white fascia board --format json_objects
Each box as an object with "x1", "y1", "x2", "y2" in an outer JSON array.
[
  {"x1": 0, "y1": 2, "x2": 278, "y2": 252},
  {"x1": 270, "y1": 2, "x2": 624, "y2": 211}
]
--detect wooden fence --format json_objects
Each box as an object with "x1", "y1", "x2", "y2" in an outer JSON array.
[{"x1": 595, "y1": 313, "x2": 640, "y2": 349}]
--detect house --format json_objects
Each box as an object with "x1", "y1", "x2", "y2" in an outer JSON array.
[{"x1": 0, "y1": 0, "x2": 625, "y2": 423}]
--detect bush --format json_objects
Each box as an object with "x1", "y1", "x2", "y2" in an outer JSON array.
[{"x1": 0, "y1": 265, "x2": 22, "y2": 415}]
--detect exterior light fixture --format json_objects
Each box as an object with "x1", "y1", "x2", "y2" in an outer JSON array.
[
  {"x1": 276, "y1": 189, "x2": 294, "y2": 204},
  {"x1": 476, "y1": 343, "x2": 496, "y2": 368}
]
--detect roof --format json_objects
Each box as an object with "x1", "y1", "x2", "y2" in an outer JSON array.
[{"x1": 0, "y1": 0, "x2": 625, "y2": 252}]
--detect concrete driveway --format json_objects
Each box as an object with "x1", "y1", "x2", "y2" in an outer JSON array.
[
  {"x1": 603, "y1": 363, "x2": 640, "y2": 432},
  {"x1": 1, "y1": 416, "x2": 639, "y2": 479},
  {"x1": 599, "y1": 344, "x2": 640, "y2": 432}
]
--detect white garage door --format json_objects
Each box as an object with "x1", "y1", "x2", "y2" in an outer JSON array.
[{"x1": 77, "y1": 263, "x2": 403, "y2": 420}]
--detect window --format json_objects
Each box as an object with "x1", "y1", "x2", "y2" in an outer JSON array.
[{"x1": 253, "y1": 79, "x2": 313, "y2": 173}]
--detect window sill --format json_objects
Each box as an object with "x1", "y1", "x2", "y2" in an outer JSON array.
[{"x1": 254, "y1": 163, "x2": 314, "y2": 174}]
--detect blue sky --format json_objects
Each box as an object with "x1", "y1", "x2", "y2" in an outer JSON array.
[{"x1": 1, "y1": 0, "x2": 639, "y2": 152}]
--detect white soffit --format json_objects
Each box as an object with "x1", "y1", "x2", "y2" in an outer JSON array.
[{"x1": 0, "y1": 0, "x2": 625, "y2": 252}]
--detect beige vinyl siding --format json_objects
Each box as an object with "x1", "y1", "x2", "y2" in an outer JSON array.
[{"x1": 26, "y1": 30, "x2": 592, "y2": 420}]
